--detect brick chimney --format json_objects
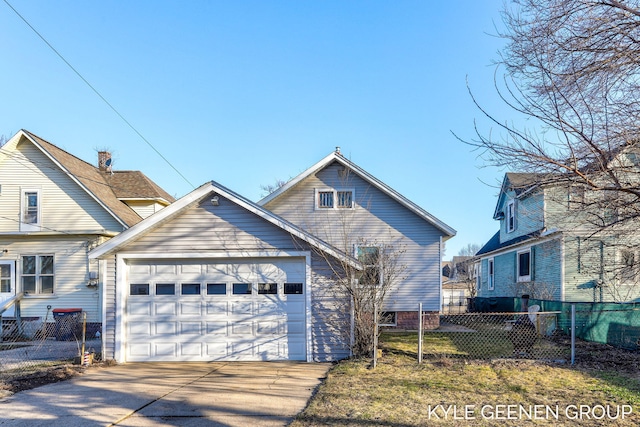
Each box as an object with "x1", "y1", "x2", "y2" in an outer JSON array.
[{"x1": 98, "y1": 151, "x2": 112, "y2": 172}]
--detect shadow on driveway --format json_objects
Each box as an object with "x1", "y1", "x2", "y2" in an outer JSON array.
[{"x1": 0, "y1": 361, "x2": 331, "y2": 427}]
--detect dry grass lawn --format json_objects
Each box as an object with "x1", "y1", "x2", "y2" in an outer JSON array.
[{"x1": 292, "y1": 332, "x2": 640, "y2": 426}]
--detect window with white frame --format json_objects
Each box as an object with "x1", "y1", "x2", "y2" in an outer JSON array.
[
  {"x1": 517, "y1": 249, "x2": 531, "y2": 282},
  {"x1": 506, "y1": 200, "x2": 516, "y2": 233},
  {"x1": 22, "y1": 255, "x2": 54, "y2": 295},
  {"x1": 315, "y1": 189, "x2": 354, "y2": 210},
  {"x1": 357, "y1": 246, "x2": 380, "y2": 286},
  {"x1": 20, "y1": 189, "x2": 41, "y2": 231},
  {"x1": 487, "y1": 258, "x2": 494, "y2": 291}
]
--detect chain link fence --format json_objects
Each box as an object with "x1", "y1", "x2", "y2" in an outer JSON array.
[
  {"x1": 421, "y1": 311, "x2": 571, "y2": 362},
  {"x1": 1, "y1": 307, "x2": 101, "y2": 386}
]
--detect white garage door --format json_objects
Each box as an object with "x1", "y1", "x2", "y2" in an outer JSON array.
[{"x1": 124, "y1": 258, "x2": 306, "y2": 362}]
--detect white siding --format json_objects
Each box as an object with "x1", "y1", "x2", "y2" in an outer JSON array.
[
  {"x1": 0, "y1": 236, "x2": 101, "y2": 322},
  {"x1": 123, "y1": 200, "x2": 167, "y2": 219},
  {"x1": 0, "y1": 141, "x2": 125, "y2": 233}
]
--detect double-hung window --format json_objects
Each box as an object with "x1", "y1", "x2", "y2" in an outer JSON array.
[
  {"x1": 506, "y1": 200, "x2": 516, "y2": 233},
  {"x1": 315, "y1": 189, "x2": 354, "y2": 210},
  {"x1": 20, "y1": 189, "x2": 41, "y2": 232},
  {"x1": 517, "y1": 250, "x2": 531, "y2": 282},
  {"x1": 22, "y1": 255, "x2": 54, "y2": 295},
  {"x1": 357, "y1": 246, "x2": 380, "y2": 286}
]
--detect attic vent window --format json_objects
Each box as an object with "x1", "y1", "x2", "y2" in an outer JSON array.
[{"x1": 315, "y1": 189, "x2": 355, "y2": 210}]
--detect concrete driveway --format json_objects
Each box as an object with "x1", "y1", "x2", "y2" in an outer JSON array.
[{"x1": 0, "y1": 362, "x2": 331, "y2": 426}]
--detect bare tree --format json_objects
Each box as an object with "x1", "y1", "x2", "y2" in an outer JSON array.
[
  {"x1": 259, "y1": 178, "x2": 289, "y2": 198},
  {"x1": 291, "y1": 168, "x2": 407, "y2": 358},
  {"x1": 464, "y1": 0, "x2": 640, "y2": 300}
]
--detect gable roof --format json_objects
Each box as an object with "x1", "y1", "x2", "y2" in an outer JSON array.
[
  {"x1": 89, "y1": 179, "x2": 362, "y2": 268},
  {"x1": 258, "y1": 150, "x2": 456, "y2": 239},
  {"x1": 2, "y1": 130, "x2": 173, "y2": 229}
]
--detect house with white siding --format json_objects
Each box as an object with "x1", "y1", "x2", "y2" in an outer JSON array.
[
  {"x1": 0, "y1": 130, "x2": 173, "y2": 333},
  {"x1": 476, "y1": 172, "x2": 640, "y2": 303},
  {"x1": 89, "y1": 180, "x2": 361, "y2": 362},
  {"x1": 259, "y1": 148, "x2": 457, "y2": 329}
]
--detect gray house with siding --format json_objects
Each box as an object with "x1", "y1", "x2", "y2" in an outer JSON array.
[
  {"x1": 259, "y1": 149, "x2": 456, "y2": 329},
  {"x1": 477, "y1": 173, "x2": 640, "y2": 303},
  {"x1": 89, "y1": 181, "x2": 361, "y2": 362}
]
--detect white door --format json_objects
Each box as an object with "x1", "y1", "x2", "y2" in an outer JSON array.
[
  {"x1": 0, "y1": 261, "x2": 16, "y2": 317},
  {"x1": 124, "y1": 259, "x2": 307, "y2": 362}
]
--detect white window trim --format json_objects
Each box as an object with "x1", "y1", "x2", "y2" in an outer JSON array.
[
  {"x1": 354, "y1": 244, "x2": 382, "y2": 287},
  {"x1": 506, "y1": 200, "x2": 516, "y2": 233},
  {"x1": 487, "y1": 258, "x2": 494, "y2": 291},
  {"x1": 517, "y1": 249, "x2": 531, "y2": 282},
  {"x1": 314, "y1": 188, "x2": 355, "y2": 210},
  {"x1": 20, "y1": 188, "x2": 42, "y2": 232},
  {"x1": 20, "y1": 254, "x2": 55, "y2": 296}
]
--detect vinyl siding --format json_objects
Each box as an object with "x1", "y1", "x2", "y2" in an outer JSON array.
[
  {"x1": 498, "y1": 190, "x2": 544, "y2": 243},
  {"x1": 122, "y1": 197, "x2": 298, "y2": 253},
  {"x1": 0, "y1": 141, "x2": 125, "y2": 233},
  {"x1": 123, "y1": 200, "x2": 167, "y2": 219},
  {"x1": 263, "y1": 162, "x2": 443, "y2": 312},
  {"x1": 99, "y1": 196, "x2": 351, "y2": 361},
  {"x1": 478, "y1": 237, "x2": 562, "y2": 300},
  {"x1": 0, "y1": 236, "x2": 101, "y2": 322}
]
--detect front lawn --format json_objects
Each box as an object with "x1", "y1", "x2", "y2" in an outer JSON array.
[{"x1": 292, "y1": 332, "x2": 640, "y2": 426}]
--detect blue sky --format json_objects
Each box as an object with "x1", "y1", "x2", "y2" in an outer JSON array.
[{"x1": 1, "y1": 1, "x2": 512, "y2": 257}]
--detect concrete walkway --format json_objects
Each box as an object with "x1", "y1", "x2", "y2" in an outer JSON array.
[{"x1": 0, "y1": 362, "x2": 331, "y2": 426}]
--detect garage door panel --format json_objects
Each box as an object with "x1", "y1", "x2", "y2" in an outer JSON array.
[
  {"x1": 125, "y1": 259, "x2": 306, "y2": 362},
  {"x1": 155, "y1": 302, "x2": 177, "y2": 315},
  {"x1": 231, "y1": 322, "x2": 253, "y2": 335},
  {"x1": 180, "y1": 302, "x2": 202, "y2": 315},
  {"x1": 155, "y1": 321, "x2": 177, "y2": 335},
  {"x1": 129, "y1": 322, "x2": 152, "y2": 336},
  {"x1": 180, "y1": 321, "x2": 202, "y2": 334},
  {"x1": 180, "y1": 342, "x2": 203, "y2": 356},
  {"x1": 154, "y1": 342, "x2": 178, "y2": 357},
  {"x1": 231, "y1": 302, "x2": 252, "y2": 315},
  {"x1": 256, "y1": 320, "x2": 279, "y2": 335},
  {"x1": 128, "y1": 301, "x2": 152, "y2": 315},
  {"x1": 129, "y1": 343, "x2": 151, "y2": 357},
  {"x1": 206, "y1": 321, "x2": 228, "y2": 335},
  {"x1": 206, "y1": 302, "x2": 228, "y2": 314},
  {"x1": 205, "y1": 341, "x2": 228, "y2": 357}
]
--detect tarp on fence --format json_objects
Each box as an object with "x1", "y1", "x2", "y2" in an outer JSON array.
[{"x1": 473, "y1": 297, "x2": 640, "y2": 350}]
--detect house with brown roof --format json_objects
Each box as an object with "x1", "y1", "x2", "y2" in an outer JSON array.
[{"x1": 0, "y1": 130, "x2": 173, "y2": 333}]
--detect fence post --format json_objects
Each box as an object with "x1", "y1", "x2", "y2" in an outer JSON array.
[
  {"x1": 15, "y1": 299, "x2": 23, "y2": 337},
  {"x1": 372, "y1": 302, "x2": 378, "y2": 369},
  {"x1": 571, "y1": 304, "x2": 576, "y2": 365},
  {"x1": 418, "y1": 303, "x2": 423, "y2": 364}
]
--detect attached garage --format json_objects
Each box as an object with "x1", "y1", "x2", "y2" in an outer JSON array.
[
  {"x1": 125, "y1": 258, "x2": 307, "y2": 362},
  {"x1": 90, "y1": 181, "x2": 355, "y2": 363}
]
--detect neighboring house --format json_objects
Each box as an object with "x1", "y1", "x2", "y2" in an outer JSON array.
[
  {"x1": 89, "y1": 181, "x2": 361, "y2": 362},
  {"x1": 259, "y1": 148, "x2": 456, "y2": 329},
  {"x1": 0, "y1": 130, "x2": 173, "y2": 332},
  {"x1": 476, "y1": 172, "x2": 640, "y2": 303},
  {"x1": 442, "y1": 256, "x2": 476, "y2": 312}
]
